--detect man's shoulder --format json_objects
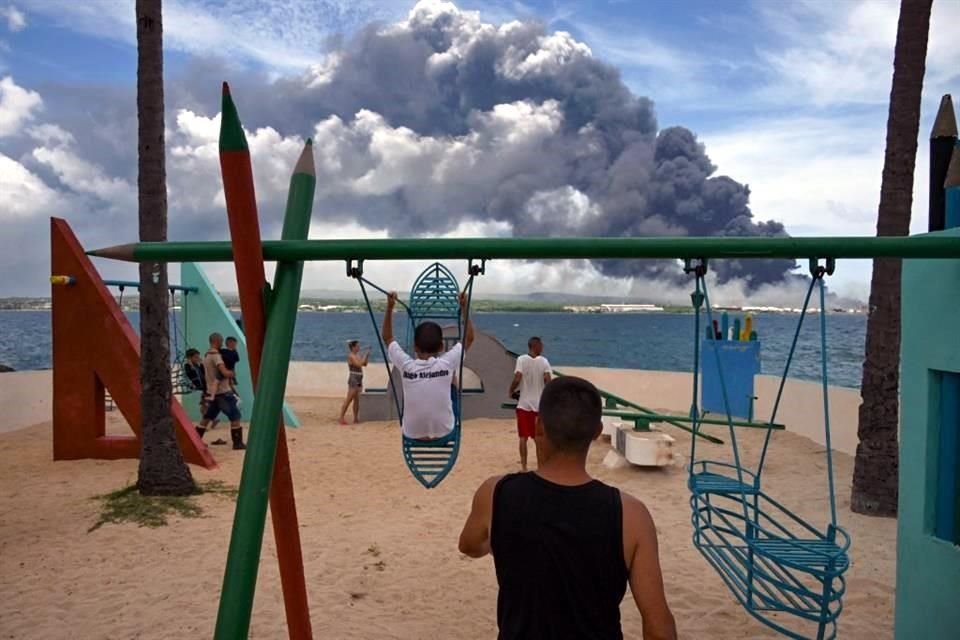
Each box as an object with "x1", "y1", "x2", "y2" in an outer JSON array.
[
  {"x1": 387, "y1": 340, "x2": 406, "y2": 353},
  {"x1": 490, "y1": 471, "x2": 535, "y2": 495},
  {"x1": 619, "y1": 490, "x2": 654, "y2": 529},
  {"x1": 477, "y1": 474, "x2": 506, "y2": 502},
  {"x1": 441, "y1": 342, "x2": 463, "y2": 365}
]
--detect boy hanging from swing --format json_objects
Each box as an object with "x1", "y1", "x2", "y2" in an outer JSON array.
[{"x1": 382, "y1": 290, "x2": 475, "y2": 440}]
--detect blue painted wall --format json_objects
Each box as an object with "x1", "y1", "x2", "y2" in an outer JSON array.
[
  {"x1": 896, "y1": 228, "x2": 960, "y2": 637},
  {"x1": 180, "y1": 262, "x2": 300, "y2": 427},
  {"x1": 701, "y1": 339, "x2": 760, "y2": 419}
]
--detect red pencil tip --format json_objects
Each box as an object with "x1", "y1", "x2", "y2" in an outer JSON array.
[{"x1": 222, "y1": 81, "x2": 230, "y2": 95}]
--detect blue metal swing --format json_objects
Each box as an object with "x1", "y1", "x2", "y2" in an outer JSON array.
[
  {"x1": 685, "y1": 258, "x2": 850, "y2": 640},
  {"x1": 351, "y1": 261, "x2": 479, "y2": 489}
]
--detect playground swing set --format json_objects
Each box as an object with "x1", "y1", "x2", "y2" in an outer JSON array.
[
  {"x1": 47, "y1": 85, "x2": 960, "y2": 640},
  {"x1": 74, "y1": 230, "x2": 960, "y2": 640},
  {"x1": 103, "y1": 278, "x2": 198, "y2": 395}
]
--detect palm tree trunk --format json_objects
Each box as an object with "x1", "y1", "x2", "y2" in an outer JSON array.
[
  {"x1": 135, "y1": 0, "x2": 195, "y2": 495},
  {"x1": 851, "y1": 0, "x2": 932, "y2": 516}
]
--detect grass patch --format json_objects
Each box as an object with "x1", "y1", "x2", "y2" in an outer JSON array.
[{"x1": 89, "y1": 480, "x2": 237, "y2": 532}]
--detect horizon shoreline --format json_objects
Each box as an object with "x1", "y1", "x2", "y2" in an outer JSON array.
[{"x1": 1, "y1": 362, "x2": 862, "y2": 455}]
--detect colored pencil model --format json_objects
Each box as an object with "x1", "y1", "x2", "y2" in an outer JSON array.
[
  {"x1": 215, "y1": 134, "x2": 316, "y2": 638},
  {"x1": 930, "y1": 95, "x2": 957, "y2": 232},
  {"x1": 945, "y1": 138, "x2": 960, "y2": 230},
  {"x1": 218, "y1": 83, "x2": 312, "y2": 640}
]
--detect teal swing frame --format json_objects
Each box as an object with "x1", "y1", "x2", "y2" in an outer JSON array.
[
  {"x1": 103, "y1": 279, "x2": 198, "y2": 395},
  {"x1": 686, "y1": 257, "x2": 850, "y2": 640},
  {"x1": 349, "y1": 260, "x2": 483, "y2": 488}
]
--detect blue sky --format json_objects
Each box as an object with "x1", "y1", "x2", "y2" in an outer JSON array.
[{"x1": 1, "y1": 0, "x2": 958, "y2": 301}]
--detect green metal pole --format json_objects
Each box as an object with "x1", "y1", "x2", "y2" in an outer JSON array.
[
  {"x1": 102, "y1": 278, "x2": 198, "y2": 293},
  {"x1": 599, "y1": 408, "x2": 784, "y2": 430},
  {"x1": 552, "y1": 369, "x2": 724, "y2": 445},
  {"x1": 89, "y1": 234, "x2": 960, "y2": 263},
  {"x1": 214, "y1": 141, "x2": 316, "y2": 640}
]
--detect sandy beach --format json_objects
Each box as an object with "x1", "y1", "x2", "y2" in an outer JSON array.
[{"x1": 0, "y1": 364, "x2": 894, "y2": 639}]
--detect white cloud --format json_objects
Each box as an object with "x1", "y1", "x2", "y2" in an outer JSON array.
[
  {"x1": 191, "y1": 218, "x2": 630, "y2": 300},
  {"x1": 756, "y1": 0, "x2": 960, "y2": 108},
  {"x1": 305, "y1": 52, "x2": 342, "y2": 88},
  {"x1": 703, "y1": 115, "x2": 887, "y2": 236},
  {"x1": 164, "y1": 99, "x2": 566, "y2": 238},
  {"x1": 302, "y1": 99, "x2": 564, "y2": 211},
  {"x1": 165, "y1": 109, "x2": 309, "y2": 224},
  {"x1": 693, "y1": 0, "x2": 960, "y2": 299},
  {"x1": 571, "y1": 21, "x2": 698, "y2": 78},
  {"x1": 17, "y1": 0, "x2": 410, "y2": 71},
  {"x1": 700, "y1": 109, "x2": 941, "y2": 300},
  {"x1": 498, "y1": 31, "x2": 592, "y2": 79},
  {"x1": 0, "y1": 151, "x2": 59, "y2": 219},
  {"x1": 524, "y1": 186, "x2": 601, "y2": 230},
  {"x1": 0, "y1": 75, "x2": 41, "y2": 137},
  {"x1": 26, "y1": 122, "x2": 74, "y2": 146},
  {"x1": 2, "y1": 5, "x2": 25, "y2": 32},
  {"x1": 32, "y1": 144, "x2": 135, "y2": 206}
]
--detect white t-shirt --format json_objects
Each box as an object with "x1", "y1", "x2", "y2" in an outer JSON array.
[
  {"x1": 388, "y1": 341, "x2": 462, "y2": 439},
  {"x1": 515, "y1": 354, "x2": 552, "y2": 412}
]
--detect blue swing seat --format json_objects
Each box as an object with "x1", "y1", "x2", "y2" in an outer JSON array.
[
  {"x1": 399, "y1": 263, "x2": 470, "y2": 489},
  {"x1": 402, "y1": 429, "x2": 460, "y2": 489},
  {"x1": 689, "y1": 460, "x2": 760, "y2": 496},
  {"x1": 690, "y1": 486, "x2": 850, "y2": 639},
  {"x1": 401, "y1": 386, "x2": 462, "y2": 489}
]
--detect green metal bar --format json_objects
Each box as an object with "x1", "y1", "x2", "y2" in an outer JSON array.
[
  {"x1": 602, "y1": 409, "x2": 785, "y2": 430},
  {"x1": 89, "y1": 234, "x2": 960, "y2": 263},
  {"x1": 214, "y1": 141, "x2": 316, "y2": 640},
  {"x1": 501, "y1": 400, "x2": 779, "y2": 431},
  {"x1": 102, "y1": 278, "x2": 198, "y2": 293},
  {"x1": 551, "y1": 369, "x2": 724, "y2": 445}
]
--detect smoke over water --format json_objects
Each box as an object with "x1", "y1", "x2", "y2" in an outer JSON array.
[
  {"x1": 253, "y1": 0, "x2": 799, "y2": 289},
  {"x1": 0, "y1": 0, "x2": 811, "y2": 299}
]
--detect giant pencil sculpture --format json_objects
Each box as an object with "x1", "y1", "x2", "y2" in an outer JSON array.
[
  {"x1": 217, "y1": 83, "x2": 311, "y2": 639},
  {"x1": 945, "y1": 145, "x2": 960, "y2": 230},
  {"x1": 215, "y1": 141, "x2": 316, "y2": 639},
  {"x1": 930, "y1": 95, "x2": 957, "y2": 232}
]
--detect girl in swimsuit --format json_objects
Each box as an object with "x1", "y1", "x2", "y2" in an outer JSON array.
[{"x1": 339, "y1": 340, "x2": 371, "y2": 425}]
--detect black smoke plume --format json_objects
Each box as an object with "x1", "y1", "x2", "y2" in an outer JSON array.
[{"x1": 220, "y1": 2, "x2": 797, "y2": 287}]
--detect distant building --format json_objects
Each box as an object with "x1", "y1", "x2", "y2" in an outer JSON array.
[
  {"x1": 564, "y1": 303, "x2": 665, "y2": 313},
  {"x1": 599, "y1": 303, "x2": 664, "y2": 313}
]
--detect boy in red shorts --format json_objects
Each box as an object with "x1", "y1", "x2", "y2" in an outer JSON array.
[{"x1": 508, "y1": 337, "x2": 552, "y2": 471}]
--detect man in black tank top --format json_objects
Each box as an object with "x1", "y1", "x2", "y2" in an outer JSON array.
[{"x1": 458, "y1": 376, "x2": 676, "y2": 640}]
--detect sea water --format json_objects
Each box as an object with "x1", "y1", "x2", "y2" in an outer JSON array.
[{"x1": 0, "y1": 310, "x2": 866, "y2": 388}]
